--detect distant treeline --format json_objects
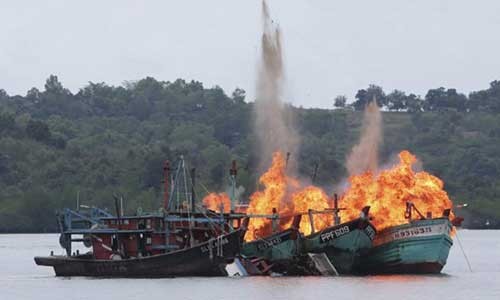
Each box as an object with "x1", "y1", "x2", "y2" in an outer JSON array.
[
  {"x1": 335, "y1": 81, "x2": 500, "y2": 113},
  {"x1": 1, "y1": 76, "x2": 499, "y2": 232}
]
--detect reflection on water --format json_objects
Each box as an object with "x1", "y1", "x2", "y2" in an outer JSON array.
[{"x1": 0, "y1": 230, "x2": 499, "y2": 300}]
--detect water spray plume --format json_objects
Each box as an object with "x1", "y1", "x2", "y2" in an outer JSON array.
[
  {"x1": 346, "y1": 100, "x2": 382, "y2": 176},
  {"x1": 254, "y1": 0, "x2": 299, "y2": 173},
  {"x1": 234, "y1": 1, "x2": 453, "y2": 242}
]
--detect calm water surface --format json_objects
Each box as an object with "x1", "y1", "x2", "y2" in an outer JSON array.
[{"x1": 1, "y1": 230, "x2": 499, "y2": 300}]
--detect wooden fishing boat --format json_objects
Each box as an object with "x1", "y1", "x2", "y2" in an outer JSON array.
[
  {"x1": 35, "y1": 228, "x2": 242, "y2": 277},
  {"x1": 35, "y1": 158, "x2": 247, "y2": 277},
  {"x1": 358, "y1": 203, "x2": 454, "y2": 274}
]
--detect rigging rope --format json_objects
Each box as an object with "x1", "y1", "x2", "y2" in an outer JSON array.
[{"x1": 455, "y1": 229, "x2": 473, "y2": 272}]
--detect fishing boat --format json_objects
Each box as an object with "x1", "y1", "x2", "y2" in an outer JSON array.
[
  {"x1": 239, "y1": 215, "x2": 306, "y2": 275},
  {"x1": 35, "y1": 158, "x2": 247, "y2": 277},
  {"x1": 358, "y1": 202, "x2": 454, "y2": 274},
  {"x1": 302, "y1": 200, "x2": 376, "y2": 274},
  {"x1": 34, "y1": 225, "x2": 243, "y2": 277}
]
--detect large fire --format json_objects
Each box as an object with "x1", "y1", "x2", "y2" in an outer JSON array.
[
  {"x1": 245, "y1": 152, "x2": 331, "y2": 241},
  {"x1": 202, "y1": 192, "x2": 231, "y2": 213},
  {"x1": 289, "y1": 186, "x2": 332, "y2": 236},
  {"x1": 340, "y1": 150, "x2": 454, "y2": 231},
  {"x1": 243, "y1": 150, "x2": 453, "y2": 241}
]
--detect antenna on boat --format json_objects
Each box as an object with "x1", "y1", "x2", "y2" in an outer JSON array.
[{"x1": 229, "y1": 160, "x2": 237, "y2": 212}]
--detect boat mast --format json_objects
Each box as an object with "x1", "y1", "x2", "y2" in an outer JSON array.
[
  {"x1": 333, "y1": 193, "x2": 341, "y2": 226},
  {"x1": 190, "y1": 167, "x2": 196, "y2": 213},
  {"x1": 189, "y1": 167, "x2": 196, "y2": 247},
  {"x1": 163, "y1": 160, "x2": 170, "y2": 212},
  {"x1": 229, "y1": 160, "x2": 237, "y2": 212}
]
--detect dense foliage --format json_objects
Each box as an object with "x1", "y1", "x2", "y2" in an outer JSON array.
[{"x1": 1, "y1": 76, "x2": 499, "y2": 232}]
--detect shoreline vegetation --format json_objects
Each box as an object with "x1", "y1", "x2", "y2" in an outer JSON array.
[{"x1": 1, "y1": 76, "x2": 500, "y2": 232}]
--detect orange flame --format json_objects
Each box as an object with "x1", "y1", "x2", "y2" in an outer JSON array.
[
  {"x1": 289, "y1": 186, "x2": 332, "y2": 236},
  {"x1": 340, "y1": 150, "x2": 454, "y2": 231},
  {"x1": 245, "y1": 152, "x2": 332, "y2": 241},
  {"x1": 245, "y1": 152, "x2": 288, "y2": 241},
  {"x1": 239, "y1": 150, "x2": 453, "y2": 241},
  {"x1": 202, "y1": 192, "x2": 231, "y2": 213}
]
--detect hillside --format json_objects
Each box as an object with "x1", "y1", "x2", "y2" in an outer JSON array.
[{"x1": 1, "y1": 76, "x2": 499, "y2": 232}]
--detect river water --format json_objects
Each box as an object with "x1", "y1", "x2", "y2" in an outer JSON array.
[{"x1": 1, "y1": 230, "x2": 499, "y2": 300}]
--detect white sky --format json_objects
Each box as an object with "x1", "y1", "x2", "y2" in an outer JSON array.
[{"x1": 1, "y1": 0, "x2": 500, "y2": 108}]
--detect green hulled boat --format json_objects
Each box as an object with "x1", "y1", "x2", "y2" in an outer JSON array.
[
  {"x1": 359, "y1": 207, "x2": 454, "y2": 274},
  {"x1": 302, "y1": 206, "x2": 376, "y2": 274},
  {"x1": 241, "y1": 227, "x2": 302, "y2": 274},
  {"x1": 240, "y1": 215, "x2": 305, "y2": 275}
]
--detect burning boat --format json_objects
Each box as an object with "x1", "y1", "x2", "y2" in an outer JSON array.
[
  {"x1": 35, "y1": 158, "x2": 246, "y2": 277},
  {"x1": 340, "y1": 150, "x2": 459, "y2": 274},
  {"x1": 358, "y1": 203, "x2": 454, "y2": 274},
  {"x1": 228, "y1": 152, "x2": 380, "y2": 276},
  {"x1": 239, "y1": 214, "x2": 305, "y2": 275},
  {"x1": 301, "y1": 198, "x2": 376, "y2": 274}
]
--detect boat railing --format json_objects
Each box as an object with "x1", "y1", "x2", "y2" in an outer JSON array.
[{"x1": 58, "y1": 207, "x2": 114, "y2": 232}]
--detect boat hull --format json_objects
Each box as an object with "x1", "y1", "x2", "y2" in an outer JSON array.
[
  {"x1": 302, "y1": 218, "x2": 376, "y2": 274},
  {"x1": 35, "y1": 229, "x2": 242, "y2": 277},
  {"x1": 241, "y1": 228, "x2": 303, "y2": 274},
  {"x1": 359, "y1": 218, "x2": 453, "y2": 274}
]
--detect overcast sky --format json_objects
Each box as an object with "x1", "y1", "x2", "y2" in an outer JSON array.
[{"x1": 1, "y1": 0, "x2": 500, "y2": 108}]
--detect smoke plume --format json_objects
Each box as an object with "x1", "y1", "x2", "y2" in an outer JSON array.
[
  {"x1": 254, "y1": 0, "x2": 299, "y2": 173},
  {"x1": 346, "y1": 100, "x2": 383, "y2": 176}
]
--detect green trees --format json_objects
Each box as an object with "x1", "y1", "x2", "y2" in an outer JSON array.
[
  {"x1": 350, "y1": 83, "x2": 490, "y2": 113},
  {"x1": 26, "y1": 120, "x2": 51, "y2": 142},
  {"x1": 424, "y1": 88, "x2": 467, "y2": 112},
  {"x1": 468, "y1": 81, "x2": 500, "y2": 112},
  {"x1": 353, "y1": 84, "x2": 386, "y2": 110},
  {"x1": 0, "y1": 112, "x2": 15, "y2": 133},
  {"x1": 334, "y1": 95, "x2": 347, "y2": 108},
  {"x1": 1, "y1": 75, "x2": 500, "y2": 231}
]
